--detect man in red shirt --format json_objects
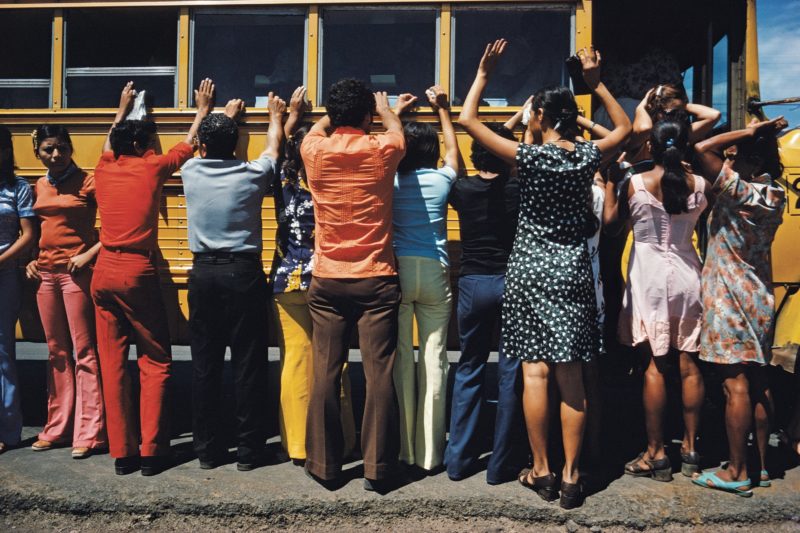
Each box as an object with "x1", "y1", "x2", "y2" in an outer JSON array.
[
  {"x1": 91, "y1": 80, "x2": 214, "y2": 476},
  {"x1": 301, "y1": 79, "x2": 409, "y2": 492}
]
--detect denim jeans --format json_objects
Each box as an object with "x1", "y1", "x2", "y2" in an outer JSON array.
[
  {"x1": 445, "y1": 274, "x2": 526, "y2": 484},
  {"x1": 0, "y1": 266, "x2": 23, "y2": 445}
]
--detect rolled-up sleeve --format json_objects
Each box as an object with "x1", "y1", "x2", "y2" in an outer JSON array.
[{"x1": 158, "y1": 142, "x2": 196, "y2": 179}]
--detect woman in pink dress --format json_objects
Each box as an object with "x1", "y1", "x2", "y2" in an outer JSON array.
[{"x1": 604, "y1": 119, "x2": 708, "y2": 482}]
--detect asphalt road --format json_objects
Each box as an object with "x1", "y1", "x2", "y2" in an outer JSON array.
[{"x1": 2, "y1": 342, "x2": 799, "y2": 531}]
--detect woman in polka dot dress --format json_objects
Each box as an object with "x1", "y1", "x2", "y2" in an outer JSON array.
[{"x1": 459, "y1": 40, "x2": 631, "y2": 509}]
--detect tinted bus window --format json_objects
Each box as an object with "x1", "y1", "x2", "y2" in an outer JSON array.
[
  {"x1": 65, "y1": 8, "x2": 178, "y2": 108},
  {"x1": 0, "y1": 10, "x2": 52, "y2": 108},
  {"x1": 452, "y1": 7, "x2": 571, "y2": 106},
  {"x1": 320, "y1": 8, "x2": 437, "y2": 104},
  {"x1": 192, "y1": 10, "x2": 306, "y2": 107},
  {"x1": 712, "y1": 35, "x2": 728, "y2": 124}
]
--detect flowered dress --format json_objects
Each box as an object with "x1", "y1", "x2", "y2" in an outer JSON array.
[
  {"x1": 271, "y1": 170, "x2": 314, "y2": 294},
  {"x1": 700, "y1": 171, "x2": 785, "y2": 365},
  {"x1": 502, "y1": 142, "x2": 601, "y2": 363}
]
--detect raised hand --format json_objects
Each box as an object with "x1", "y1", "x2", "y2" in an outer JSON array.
[
  {"x1": 478, "y1": 39, "x2": 507, "y2": 78},
  {"x1": 747, "y1": 115, "x2": 788, "y2": 134},
  {"x1": 374, "y1": 91, "x2": 392, "y2": 115},
  {"x1": 579, "y1": 46, "x2": 602, "y2": 89},
  {"x1": 289, "y1": 86, "x2": 311, "y2": 115},
  {"x1": 426, "y1": 85, "x2": 450, "y2": 111},
  {"x1": 194, "y1": 78, "x2": 215, "y2": 113},
  {"x1": 267, "y1": 91, "x2": 287, "y2": 117},
  {"x1": 394, "y1": 93, "x2": 418, "y2": 116},
  {"x1": 117, "y1": 81, "x2": 136, "y2": 115},
  {"x1": 224, "y1": 99, "x2": 245, "y2": 119}
]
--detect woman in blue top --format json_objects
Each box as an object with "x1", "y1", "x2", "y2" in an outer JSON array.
[
  {"x1": 0, "y1": 125, "x2": 37, "y2": 454},
  {"x1": 392, "y1": 86, "x2": 460, "y2": 472}
]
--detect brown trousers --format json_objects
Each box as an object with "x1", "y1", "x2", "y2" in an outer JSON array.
[{"x1": 306, "y1": 275, "x2": 401, "y2": 480}]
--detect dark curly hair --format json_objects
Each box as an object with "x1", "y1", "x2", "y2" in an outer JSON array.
[
  {"x1": 737, "y1": 129, "x2": 784, "y2": 180},
  {"x1": 470, "y1": 123, "x2": 516, "y2": 174},
  {"x1": 398, "y1": 122, "x2": 440, "y2": 173},
  {"x1": 198, "y1": 114, "x2": 239, "y2": 159},
  {"x1": 110, "y1": 120, "x2": 158, "y2": 158},
  {"x1": 326, "y1": 78, "x2": 375, "y2": 129}
]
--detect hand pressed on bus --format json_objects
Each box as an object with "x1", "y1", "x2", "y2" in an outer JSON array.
[
  {"x1": 224, "y1": 99, "x2": 245, "y2": 120},
  {"x1": 285, "y1": 86, "x2": 310, "y2": 138},
  {"x1": 263, "y1": 91, "x2": 287, "y2": 161}
]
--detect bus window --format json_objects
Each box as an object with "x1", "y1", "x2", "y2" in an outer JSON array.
[
  {"x1": 452, "y1": 6, "x2": 571, "y2": 107},
  {"x1": 64, "y1": 8, "x2": 178, "y2": 108},
  {"x1": 192, "y1": 9, "x2": 306, "y2": 108},
  {"x1": 0, "y1": 10, "x2": 52, "y2": 109},
  {"x1": 683, "y1": 66, "x2": 694, "y2": 102},
  {"x1": 712, "y1": 35, "x2": 728, "y2": 124},
  {"x1": 319, "y1": 7, "x2": 437, "y2": 103}
]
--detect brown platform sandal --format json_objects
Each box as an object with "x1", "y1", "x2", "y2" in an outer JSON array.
[
  {"x1": 624, "y1": 452, "x2": 672, "y2": 482},
  {"x1": 518, "y1": 468, "x2": 559, "y2": 502}
]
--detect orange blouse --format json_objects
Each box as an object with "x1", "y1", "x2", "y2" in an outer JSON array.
[
  {"x1": 301, "y1": 127, "x2": 405, "y2": 278},
  {"x1": 33, "y1": 171, "x2": 98, "y2": 271}
]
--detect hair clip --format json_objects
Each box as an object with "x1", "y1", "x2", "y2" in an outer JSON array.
[
  {"x1": 655, "y1": 85, "x2": 665, "y2": 98},
  {"x1": 31, "y1": 129, "x2": 39, "y2": 149},
  {"x1": 665, "y1": 138, "x2": 676, "y2": 148}
]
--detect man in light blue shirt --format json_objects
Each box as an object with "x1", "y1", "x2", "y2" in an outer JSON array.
[{"x1": 181, "y1": 93, "x2": 285, "y2": 472}]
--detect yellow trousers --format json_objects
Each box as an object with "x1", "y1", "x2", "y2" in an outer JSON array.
[
  {"x1": 394, "y1": 256, "x2": 452, "y2": 470},
  {"x1": 273, "y1": 290, "x2": 356, "y2": 460}
]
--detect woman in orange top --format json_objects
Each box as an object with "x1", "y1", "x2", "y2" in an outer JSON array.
[{"x1": 25, "y1": 124, "x2": 106, "y2": 459}]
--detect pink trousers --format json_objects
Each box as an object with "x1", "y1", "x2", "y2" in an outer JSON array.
[{"x1": 37, "y1": 269, "x2": 107, "y2": 448}]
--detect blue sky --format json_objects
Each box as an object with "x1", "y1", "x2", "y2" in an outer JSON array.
[{"x1": 757, "y1": 0, "x2": 800, "y2": 127}]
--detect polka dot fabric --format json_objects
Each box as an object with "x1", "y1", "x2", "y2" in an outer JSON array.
[{"x1": 502, "y1": 142, "x2": 602, "y2": 363}]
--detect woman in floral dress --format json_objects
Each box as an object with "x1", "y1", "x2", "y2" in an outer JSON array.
[{"x1": 691, "y1": 116, "x2": 788, "y2": 497}]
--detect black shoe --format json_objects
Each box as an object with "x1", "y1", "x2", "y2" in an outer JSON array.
[
  {"x1": 115, "y1": 455, "x2": 141, "y2": 475},
  {"x1": 141, "y1": 455, "x2": 172, "y2": 476},
  {"x1": 364, "y1": 477, "x2": 398, "y2": 494},
  {"x1": 199, "y1": 456, "x2": 223, "y2": 470},
  {"x1": 559, "y1": 480, "x2": 585, "y2": 510}
]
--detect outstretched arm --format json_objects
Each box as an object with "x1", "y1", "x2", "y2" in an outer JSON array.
[
  {"x1": 458, "y1": 39, "x2": 519, "y2": 165},
  {"x1": 581, "y1": 47, "x2": 631, "y2": 156},
  {"x1": 284, "y1": 86, "x2": 311, "y2": 138},
  {"x1": 577, "y1": 114, "x2": 611, "y2": 139},
  {"x1": 427, "y1": 85, "x2": 460, "y2": 172},
  {"x1": 103, "y1": 82, "x2": 136, "y2": 153},
  {"x1": 693, "y1": 116, "x2": 787, "y2": 178},
  {"x1": 262, "y1": 92, "x2": 287, "y2": 161},
  {"x1": 184, "y1": 78, "x2": 215, "y2": 145}
]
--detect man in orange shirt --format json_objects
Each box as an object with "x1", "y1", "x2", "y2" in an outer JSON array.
[
  {"x1": 91, "y1": 80, "x2": 214, "y2": 477},
  {"x1": 301, "y1": 79, "x2": 409, "y2": 491}
]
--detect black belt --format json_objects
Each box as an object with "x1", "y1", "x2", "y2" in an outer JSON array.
[{"x1": 193, "y1": 251, "x2": 260, "y2": 264}]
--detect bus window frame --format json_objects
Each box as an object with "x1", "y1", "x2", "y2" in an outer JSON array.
[
  {"x1": 188, "y1": 6, "x2": 309, "y2": 110},
  {"x1": 0, "y1": 9, "x2": 54, "y2": 110}
]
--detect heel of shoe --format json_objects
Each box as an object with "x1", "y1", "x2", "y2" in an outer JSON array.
[
  {"x1": 681, "y1": 461, "x2": 700, "y2": 477},
  {"x1": 559, "y1": 481, "x2": 584, "y2": 510},
  {"x1": 652, "y1": 466, "x2": 673, "y2": 482}
]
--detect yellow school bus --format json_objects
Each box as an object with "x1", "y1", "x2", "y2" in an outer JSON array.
[{"x1": 2, "y1": 0, "x2": 797, "y2": 354}]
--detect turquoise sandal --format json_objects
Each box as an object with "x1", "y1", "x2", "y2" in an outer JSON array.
[
  {"x1": 759, "y1": 470, "x2": 771, "y2": 488},
  {"x1": 691, "y1": 471, "x2": 753, "y2": 497}
]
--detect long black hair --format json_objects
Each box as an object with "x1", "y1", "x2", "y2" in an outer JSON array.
[
  {"x1": 737, "y1": 129, "x2": 784, "y2": 180},
  {"x1": 282, "y1": 125, "x2": 310, "y2": 185},
  {"x1": 532, "y1": 85, "x2": 579, "y2": 140},
  {"x1": 398, "y1": 122, "x2": 440, "y2": 173},
  {"x1": 650, "y1": 119, "x2": 691, "y2": 215},
  {"x1": 0, "y1": 125, "x2": 15, "y2": 186},
  {"x1": 470, "y1": 123, "x2": 516, "y2": 174}
]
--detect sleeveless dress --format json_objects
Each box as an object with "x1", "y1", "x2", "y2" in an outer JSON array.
[
  {"x1": 618, "y1": 173, "x2": 707, "y2": 356},
  {"x1": 502, "y1": 141, "x2": 601, "y2": 363},
  {"x1": 700, "y1": 172, "x2": 785, "y2": 365}
]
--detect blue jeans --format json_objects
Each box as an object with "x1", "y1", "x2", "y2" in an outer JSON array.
[
  {"x1": 445, "y1": 274, "x2": 526, "y2": 483},
  {"x1": 0, "y1": 267, "x2": 23, "y2": 445}
]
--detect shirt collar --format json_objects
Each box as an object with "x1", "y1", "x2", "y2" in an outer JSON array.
[
  {"x1": 333, "y1": 126, "x2": 367, "y2": 136},
  {"x1": 47, "y1": 162, "x2": 80, "y2": 186}
]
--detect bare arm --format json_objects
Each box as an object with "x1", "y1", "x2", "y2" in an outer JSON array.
[
  {"x1": 375, "y1": 91, "x2": 403, "y2": 134},
  {"x1": 629, "y1": 89, "x2": 654, "y2": 150},
  {"x1": 693, "y1": 116, "x2": 787, "y2": 178},
  {"x1": 262, "y1": 92, "x2": 287, "y2": 161},
  {"x1": 686, "y1": 102, "x2": 721, "y2": 143},
  {"x1": 284, "y1": 86, "x2": 310, "y2": 138},
  {"x1": 577, "y1": 115, "x2": 612, "y2": 139},
  {"x1": 504, "y1": 95, "x2": 532, "y2": 131},
  {"x1": 309, "y1": 115, "x2": 333, "y2": 137},
  {"x1": 457, "y1": 39, "x2": 519, "y2": 165},
  {"x1": 427, "y1": 85, "x2": 459, "y2": 172},
  {"x1": 67, "y1": 240, "x2": 102, "y2": 274},
  {"x1": 580, "y1": 47, "x2": 631, "y2": 156},
  {"x1": 184, "y1": 78, "x2": 215, "y2": 145},
  {"x1": 103, "y1": 82, "x2": 136, "y2": 153},
  {"x1": 602, "y1": 154, "x2": 632, "y2": 233},
  {"x1": 0, "y1": 218, "x2": 37, "y2": 270}
]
